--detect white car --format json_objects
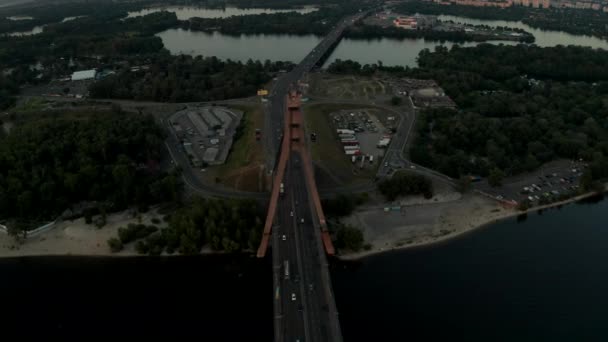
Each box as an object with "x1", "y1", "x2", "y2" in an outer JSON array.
[
  {"x1": 282, "y1": 235, "x2": 286, "y2": 241},
  {"x1": 290, "y1": 211, "x2": 293, "y2": 217},
  {"x1": 300, "y1": 218, "x2": 304, "y2": 224},
  {"x1": 291, "y1": 293, "x2": 296, "y2": 301}
]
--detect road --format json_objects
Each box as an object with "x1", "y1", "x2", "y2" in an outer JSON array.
[
  {"x1": 274, "y1": 152, "x2": 341, "y2": 342},
  {"x1": 264, "y1": 13, "x2": 367, "y2": 172}
]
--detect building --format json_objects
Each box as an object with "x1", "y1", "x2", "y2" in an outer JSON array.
[
  {"x1": 394, "y1": 16, "x2": 417, "y2": 29},
  {"x1": 71, "y1": 69, "x2": 97, "y2": 81}
]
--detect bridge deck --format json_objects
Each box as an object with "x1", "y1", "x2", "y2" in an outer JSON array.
[{"x1": 257, "y1": 100, "x2": 291, "y2": 258}]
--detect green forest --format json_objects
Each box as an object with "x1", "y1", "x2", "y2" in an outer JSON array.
[
  {"x1": 394, "y1": 1, "x2": 608, "y2": 39},
  {"x1": 89, "y1": 55, "x2": 293, "y2": 102},
  {"x1": 378, "y1": 171, "x2": 433, "y2": 201},
  {"x1": 111, "y1": 197, "x2": 264, "y2": 255},
  {"x1": 183, "y1": 6, "x2": 356, "y2": 35},
  {"x1": 345, "y1": 21, "x2": 534, "y2": 43},
  {"x1": 327, "y1": 44, "x2": 608, "y2": 182},
  {"x1": 0, "y1": 11, "x2": 178, "y2": 67},
  {"x1": 0, "y1": 109, "x2": 181, "y2": 226},
  {"x1": 408, "y1": 45, "x2": 608, "y2": 180}
]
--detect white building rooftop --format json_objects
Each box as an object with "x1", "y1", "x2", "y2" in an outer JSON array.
[{"x1": 71, "y1": 69, "x2": 96, "y2": 81}]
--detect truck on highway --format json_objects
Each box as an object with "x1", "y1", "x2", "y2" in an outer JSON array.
[
  {"x1": 279, "y1": 183, "x2": 285, "y2": 197},
  {"x1": 284, "y1": 260, "x2": 289, "y2": 280},
  {"x1": 345, "y1": 149, "x2": 360, "y2": 155},
  {"x1": 369, "y1": 155, "x2": 374, "y2": 163},
  {"x1": 344, "y1": 145, "x2": 360, "y2": 151}
]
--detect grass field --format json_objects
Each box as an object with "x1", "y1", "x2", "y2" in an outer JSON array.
[
  {"x1": 303, "y1": 103, "x2": 377, "y2": 186},
  {"x1": 205, "y1": 104, "x2": 267, "y2": 192},
  {"x1": 308, "y1": 75, "x2": 391, "y2": 101}
]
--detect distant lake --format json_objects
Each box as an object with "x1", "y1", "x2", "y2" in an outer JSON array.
[
  {"x1": 127, "y1": 5, "x2": 318, "y2": 20},
  {"x1": 157, "y1": 29, "x2": 322, "y2": 63},
  {"x1": 6, "y1": 15, "x2": 33, "y2": 20},
  {"x1": 6, "y1": 24, "x2": 43, "y2": 36},
  {"x1": 437, "y1": 14, "x2": 608, "y2": 49},
  {"x1": 61, "y1": 15, "x2": 86, "y2": 22}
]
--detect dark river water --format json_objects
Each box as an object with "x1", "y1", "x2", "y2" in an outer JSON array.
[{"x1": 1, "y1": 196, "x2": 607, "y2": 340}]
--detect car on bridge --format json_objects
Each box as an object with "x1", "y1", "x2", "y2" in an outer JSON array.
[{"x1": 291, "y1": 293, "x2": 296, "y2": 301}]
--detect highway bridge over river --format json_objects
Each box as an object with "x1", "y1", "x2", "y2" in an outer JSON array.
[{"x1": 258, "y1": 13, "x2": 366, "y2": 342}]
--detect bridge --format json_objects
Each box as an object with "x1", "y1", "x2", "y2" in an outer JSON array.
[{"x1": 258, "y1": 13, "x2": 367, "y2": 342}]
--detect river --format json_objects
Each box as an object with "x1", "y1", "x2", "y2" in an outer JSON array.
[
  {"x1": 126, "y1": 5, "x2": 318, "y2": 20},
  {"x1": 332, "y1": 195, "x2": 608, "y2": 341},
  {"x1": 157, "y1": 29, "x2": 322, "y2": 62},
  {"x1": 157, "y1": 14, "x2": 608, "y2": 67},
  {"x1": 1, "y1": 197, "x2": 607, "y2": 340},
  {"x1": 438, "y1": 14, "x2": 608, "y2": 49}
]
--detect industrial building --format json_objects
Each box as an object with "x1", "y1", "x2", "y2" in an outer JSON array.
[
  {"x1": 71, "y1": 69, "x2": 97, "y2": 81},
  {"x1": 169, "y1": 106, "x2": 243, "y2": 167}
]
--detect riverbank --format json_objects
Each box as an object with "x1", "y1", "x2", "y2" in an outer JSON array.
[
  {"x1": 338, "y1": 186, "x2": 607, "y2": 260},
  {"x1": 0, "y1": 209, "x2": 165, "y2": 257}
]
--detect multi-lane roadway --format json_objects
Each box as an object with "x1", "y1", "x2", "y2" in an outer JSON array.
[{"x1": 273, "y1": 152, "x2": 342, "y2": 342}]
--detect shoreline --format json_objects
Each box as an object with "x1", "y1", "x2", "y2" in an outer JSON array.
[
  {"x1": 337, "y1": 188, "x2": 606, "y2": 261},
  {"x1": 0, "y1": 189, "x2": 604, "y2": 260}
]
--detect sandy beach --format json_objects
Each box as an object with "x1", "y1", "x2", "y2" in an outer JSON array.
[
  {"x1": 338, "y1": 188, "x2": 606, "y2": 260},
  {"x1": 0, "y1": 186, "x2": 603, "y2": 259},
  {"x1": 0, "y1": 209, "x2": 165, "y2": 258}
]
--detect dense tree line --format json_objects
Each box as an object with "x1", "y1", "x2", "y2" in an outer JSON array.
[
  {"x1": 0, "y1": 2, "x2": 142, "y2": 34},
  {"x1": 322, "y1": 193, "x2": 369, "y2": 217},
  {"x1": 0, "y1": 11, "x2": 177, "y2": 67},
  {"x1": 116, "y1": 197, "x2": 264, "y2": 255},
  {"x1": 89, "y1": 55, "x2": 293, "y2": 102},
  {"x1": 182, "y1": 6, "x2": 356, "y2": 35},
  {"x1": 394, "y1": 1, "x2": 608, "y2": 40},
  {"x1": 345, "y1": 21, "x2": 534, "y2": 43},
  {"x1": 378, "y1": 172, "x2": 433, "y2": 201},
  {"x1": 334, "y1": 223, "x2": 365, "y2": 252},
  {"x1": 0, "y1": 109, "x2": 182, "y2": 224},
  {"x1": 405, "y1": 45, "x2": 608, "y2": 179},
  {"x1": 0, "y1": 74, "x2": 18, "y2": 110},
  {"x1": 226, "y1": 0, "x2": 354, "y2": 9}
]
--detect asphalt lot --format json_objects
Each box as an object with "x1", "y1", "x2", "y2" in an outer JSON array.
[{"x1": 475, "y1": 160, "x2": 586, "y2": 206}]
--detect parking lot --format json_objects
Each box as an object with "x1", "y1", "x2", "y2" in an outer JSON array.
[
  {"x1": 169, "y1": 106, "x2": 243, "y2": 167},
  {"x1": 475, "y1": 160, "x2": 586, "y2": 206},
  {"x1": 329, "y1": 108, "x2": 399, "y2": 167}
]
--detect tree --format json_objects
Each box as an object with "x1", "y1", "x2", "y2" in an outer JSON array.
[
  {"x1": 335, "y1": 225, "x2": 364, "y2": 252},
  {"x1": 579, "y1": 169, "x2": 594, "y2": 191},
  {"x1": 488, "y1": 168, "x2": 505, "y2": 187},
  {"x1": 390, "y1": 96, "x2": 403, "y2": 106},
  {"x1": 517, "y1": 199, "x2": 531, "y2": 211},
  {"x1": 457, "y1": 175, "x2": 472, "y2": 193},
  {"x1": 107, "y1": 237, "x2": 123, "y2": 253}
]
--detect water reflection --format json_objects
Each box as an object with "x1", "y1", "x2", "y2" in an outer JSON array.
[
  {"x1": 438, "y1": 15, "x2": 608, "y2": 49},
  {"x1": 127, "y1": 5, "x2": 318, "y2": 20},
  {"x1": 157, "y1": 29, "x2": 321, "y2": 63}
]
